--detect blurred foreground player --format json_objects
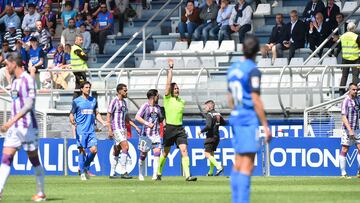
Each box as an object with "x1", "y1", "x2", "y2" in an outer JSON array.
[
  {"x1": 0, "y1": 54, "x2": 46, "y2": 201},
  {"x1": 197, "y1": 100, "x2": 225, "y2": 176},
  {"x1": 227, "y1": 36, "x2": 271, "y2": 203}
]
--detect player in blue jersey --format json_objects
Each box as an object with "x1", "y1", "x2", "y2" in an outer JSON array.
[
  {"x1": 227, "y1": 36, "x2": 271, "y2": 203},
  {"x1": 69, "y1": 81, "x2": 107, "y2": 181}
]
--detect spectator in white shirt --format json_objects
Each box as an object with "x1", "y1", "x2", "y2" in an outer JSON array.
[
  {"x1": 209, "y1": 0, "x2": 232, "y2": 43},
  {"x1": 22, "y1": 4, "x2": 41, "y2": 31},
  {"x1": 229, "y1": 0, "x2": 253, "y2": 43},
  {"x1": 79, "y1": 24, "x2": 91, "y2": 52}
]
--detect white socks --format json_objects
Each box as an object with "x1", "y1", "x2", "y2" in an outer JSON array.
[
  {"x1": 340, "y1": 154, "x2": 347, "y2": 176},
  {"x1": 34, "y1": 166, "x2": 44, "y2": 195},
  {"x1": 139, "y1": 159, "x2": 145, "y2": 178},
  {"x1": 153, "y1": 156, "x2": 159, "y2": 178},
  {"x1": 0, "y1": 164, "x2": 10, "y2": 193},
  {"x1": 110, "y1": 156, "x2": 119, "y2": 176}
]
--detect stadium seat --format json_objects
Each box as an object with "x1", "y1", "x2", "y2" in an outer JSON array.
[
  {"x1": 139, "y1": 59, "x2": 155, "y2": 69},
  {"x1": 201, "y1": 57, "x2": 216, "y2": 68},
  {"x1": 173, "y1": 41, "x2": 188, "y2": 51},
  {"x1": 154, "y1": 57, "x2": 169, "y2": 68},
  {"x1": 173, "y1": 57, "x2": 185, "y2": 68},
  {"x1": 253, "y1": 4, "x2": 271, "y2": 16},
  {"x1": 304, "y1": 57, "x2": 320, "y2": 65},
  {"x1": 217, "y1": 40, "x2": 235, "y2": 52},
  {"x1": 341, "y1": 1, "x2": 358, "y2": 14},
  {"x1": 187, "y1": 41, "x2": 204, "y2": 52},
  {"x1": 236, "y1": 43, "x2": 243, "y2": 52},
  {"x1": 289, "y1": 58, "x2": 304, "y2": 66},
  {"x1": 258, "y1": 58, "x2": 272, "y2": 67},
  {"x1": 199, "y1": 41, "x2": 219, "y2": 53},
  {"x1": 185, "y1": 57, "x2": 202, "y2": 68},
  {"x1": 273, "y1": 58, "x2": 288, "y2": 67},
  {"x1": 230, "y1": 56, "x2": 243, "y2": 63},
  {"x1": 322, "y1": 57, "x2": 338, "y2": 65},
  {"x1": 157, "y1": 41, "x2": 173, "y2": 51}
]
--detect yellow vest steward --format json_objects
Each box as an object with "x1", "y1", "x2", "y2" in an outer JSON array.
[
  {"x1": 70, "y1": 45, "x2": 88, "y2": 70},
  {"x1": 340, "y1": 32, "x2": 360, "y2": 61}
]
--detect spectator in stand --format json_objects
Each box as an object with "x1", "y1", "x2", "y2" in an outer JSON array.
[
  {"x1": 22, "y1": 3, "x2": 41, "y2": 31},
  {"x1": 178, "y1": 1, "x2": 201, "y2": 43},
  {"x1": 307, "y1": 12, "x2": 332, "y2": 57},
  {"x1": 40, "y1": 3, "x2": 56, "y2": 35},
  {"x1": 64, "y1": 44, "x2": 71, "y2": 65},
  {"x1": 303, "y1": 0, "x2": 325, "y2": 24},
  {"x1": 14, "y1": 39, "x2": 29, "y2": 71},
  {"x1": 0, "y1": 41, "x2": 12, "y2": 89},
  {"x1": 276, "y1": 10, "x2": 306, "y2": 62},
  {"x1": 94, "y1": 3, "x2": 113, "y2": 54},
  {"x1": 0, "y1": 41, "x2": 12, "y2": 63},
  {"x1": 324, "y1": 0, "x2": 340, "y2": 30},
  {"x1": 61, "y1": 18, "x2": 80, "y2": 46},
  {"x1": 37, "y1": 0, "x2": 52, "y2": 14},
  {"x1": 3, "y1": 22, "x2": 22, "y2": 51},
  {"x1": 11, "y1": 0, "x2": 25, "y2": 20},
  {"x1": 193, "y1": 0, "x2": 219, "y2": 43},
  {"x1": 332, "y1": 13, "x2": 346, "y2": 56},
  {"x1": 84, "y1": 0, "x2": 103, "y2": 18},
  {"x1": 22, "y1": 27, "x2": 32, "y2": 45},
  {"x1": 209, "y1": 0, "x2": 232, "y2": 43},
  {"x1": 61, "y1": 2, "x2": 77, "y2": 29},
  {"x1": 51, "y1": 44, "x2": 71, "y2": 89},
  {"x1": 229, "y1": 0, "x2": 253, "y2": 43},
  {"x1": 32, "y1": 20, "x2": 52, "y2": 53},
  {"x1": 75, "y1": 13, "x2": 85, "y2": 28},
  {"x1": 260, "y1": 13, "x2": 285, "y2": 64},
  {"x1": 28, "y1": 37, "x2": 45, "y2": 87},
  {"x1": 79, "y1": 23, "x2": 91, "y2": 52},
  {"x1": 106, "y1": 0, "x2": 128, "y2": 37},
  {"x1": 0, "y1": 5, "x2": 21, "y2": 30}
]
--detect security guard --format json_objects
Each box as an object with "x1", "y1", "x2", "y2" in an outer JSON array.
[
  {"x1": 71, "y1": 34, "x2": 88, "y2": 99},
  {"x1": 339, "y1": 22, "x2": 360, "y2": 95}
]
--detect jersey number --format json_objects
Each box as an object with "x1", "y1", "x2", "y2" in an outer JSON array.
[{"x1": 229, "y1": 81, "x2": 243, "y2": 106}]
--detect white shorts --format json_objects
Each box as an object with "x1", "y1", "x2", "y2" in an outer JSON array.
[
  {"x1": 3, "y1": 127, "x2": 39, "y2": 151},
  {"x1": 341, "y1": 129, "x2": 360, "y2": 146},
  {"x1": 113, "y1": 129, "x2": 127, "y2": 145},
  {"x1": 138, "y1": 135, "x2": 161, "y2": 152}
]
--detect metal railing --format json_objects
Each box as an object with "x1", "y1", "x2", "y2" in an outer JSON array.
[{"x1": 97, "y1": 0, "x2": 184, "y2": 82}]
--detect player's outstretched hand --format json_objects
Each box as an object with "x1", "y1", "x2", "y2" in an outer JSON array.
[{"x1": 168, "y1": 58, "x2": 174, "y2": 69}]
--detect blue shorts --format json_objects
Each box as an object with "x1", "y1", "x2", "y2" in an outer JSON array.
[
  {"x1": 231, "y1": 125, "x2": 259, "y2": 154},
  {"x1": 76, "y1": 132, "x2": 97, "y2": 149}
]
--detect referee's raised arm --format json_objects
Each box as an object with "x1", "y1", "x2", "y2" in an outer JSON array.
[{"x1": 165, "y1": 59, "x2": 174, "y2": 96}]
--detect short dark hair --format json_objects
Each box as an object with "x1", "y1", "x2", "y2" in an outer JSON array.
[
  {"x1": 290, "y1": 10, "x2": 297, "y2": 15},
  {"x1": 243, "y1": 35, "x2": 259, "y2": 59},
  {"x1": 205, "y1": 100, "x2": 215, "y2": 105},
  {"x1": 147, "y1": 89, "x2": 158, "y2": 99},
  {"x1": 80, "y1": 81, "x2": 91, "y2": 89},
  {"x1": 275, "y1": 13, "x2": 283, "y2": 18},
  {"x1": 336, "y1": 13, "x2": 344, "y2": 18},
  {"x1": 65, "y1": 1, "x2": 72, "y2": 7},
  {"x1": 170, "y1": 82, "x2": 177, "y2": 97},
  {"x1": 7, "y1": 53, "x2": 23, "y2": 67},
  {"x1": 68, "y1": 18, "x2": 75, "y2": 23},
  {"x1": 116, "y1": 83, "x2": 127, "y2": 93},
  {"x1": 349, "y1": 83, "x2": 357, "y2": 89}
]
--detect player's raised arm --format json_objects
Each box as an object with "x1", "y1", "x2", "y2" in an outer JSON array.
[{"x1": 165, "y1": 59, "x2": 174, "y2": 96}]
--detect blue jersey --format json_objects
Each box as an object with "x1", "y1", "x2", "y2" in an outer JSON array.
[
  {"x1": 71, "y1": 96, "x2": 98, "y2": 134},
  {"x1": 29, "y1": 47, "x2": 44, "y2": 68},
  {"x1": 227, "y1": 59, "x2": 261, "y2": 126}
]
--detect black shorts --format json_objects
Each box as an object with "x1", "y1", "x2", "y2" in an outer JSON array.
[
  {"x1": 163, "y1": 124, "x2": 188, "y2": 147},
  {"x1": 204, "y1": 136, "x2": 220, "y2": 152}
]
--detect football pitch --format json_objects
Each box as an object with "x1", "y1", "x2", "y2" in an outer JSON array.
[{"x1": 1, "y1": 176, "x2": 360, "y2": 202}]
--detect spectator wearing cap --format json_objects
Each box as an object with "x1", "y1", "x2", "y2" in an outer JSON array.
[
  {"x1": 61, "y1": 2, "x2": 77, "y2": 28},
  {"x1": 41, "y1": 3, "x2": 56, "y2": 35},
  {"x1": 32, "y1": 20, "x2": 52, "y2": 53},
  {"x1": 22, "y1": 3, "x2": 41, "y2": 31},
  {"x1": 94, "y1": 3, "x2": 113, "y2": 54},
  {"x1": 79, "y1": 24, "x2": 91, "y2": 52},
  {"x1": 28, "y1": 36, "x2": 45, "y2": 84},
  {"x1": 61, "y1": 18, "x2": 80, "y2": 46},
  {"x1": 22, "y1": 27, "x2": 32, "y2": 44},
  {"x1": 0, "y1": 5, "x2": 21, "y2": 30},
  {"x1": 3, "y1": 22, "x2": 22, "y2": 51},
  {"x1": 11, "y1": 0, "x2": 25, "y2": 20}
]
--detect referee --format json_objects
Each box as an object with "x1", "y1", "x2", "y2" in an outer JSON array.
[{"x1": 156, "y1": 59, "x2": 197, "y2": 181}]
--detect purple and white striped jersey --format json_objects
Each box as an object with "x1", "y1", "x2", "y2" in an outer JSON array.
[
  {"x1": 136, "y1": 102, "x2": 162, "y2": 137},
  {"x1": 341, "y1": 95, "x2": 360, "y2": 131},
  {"x1": 108, "y1": 97, "x2": 128, "y2": 131},
  {"x1": 10, "y1": 72, "x2": 38, "y2": 129}
]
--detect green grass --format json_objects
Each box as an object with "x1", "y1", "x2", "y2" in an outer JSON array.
[{"x1": 1, "y1": 176, "x2": 360, "y2": 202}]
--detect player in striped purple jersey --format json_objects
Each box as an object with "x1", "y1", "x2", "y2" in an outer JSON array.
[
  {"x1": 0, "y1": 54, "x2": 46, "y2": 202},
  {"x1": 135, "y1": 89, "x2": 164, "y2": 181},
  {"x1": 339, "y1": 83, "x2": 360, "y2": 179},
  {"x1": 107, "y1": 83, "x2": 140, "y2": 179}
]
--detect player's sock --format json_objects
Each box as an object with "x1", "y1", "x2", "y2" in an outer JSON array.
[
  {"x1": 157, "y1": 155, "x2": 167, "y2": 175},
  {"x1": 29, "y1": 156, "x2": 45, "y2": 195},
  {"x1": 208, "y1": 156, "x2": 221, "y2": 170},
  {"x1": 182, "y1": 156, "x2": 190, "y2": 178},
  {"x1": 340, "y1": 151, "x2": 347, "y2": 176},
  {"x1": 153, "y1": 151, "x2": 160, "y2": 178},
  {"x1": 208, "y1": 162, "x2": 214, "y2": 175},
  {"x1": 84, "y1": 152, "x2": 96, "y2": 169},
  {"x1": 0, "y1": 154, "x2": 13, "y2": 193},
  {"x1": 231, "y1": 170, "x2": 250, "y2": 203},
  {"x1": 120, "y1": 151, "x2": 128, "y2": 172},
  {"x1": 138, "y1": 153, "x2": 146, "y2": 177},
  {"x1": 357, "y1": 152, "x2": 360, "y2": 173},
  {"x1": 79, "y1": 153, "x2": 85, "y2": 173},
  {"x1": 110, "y1": 156, "x2": 119, "y2": 176}
]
